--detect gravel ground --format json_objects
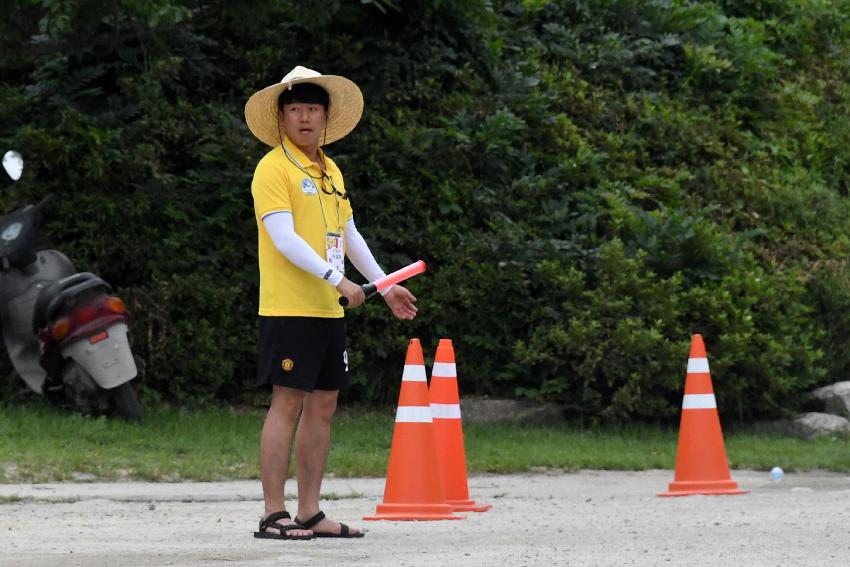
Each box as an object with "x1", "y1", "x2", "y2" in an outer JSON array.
[{"x1": 0, "y1": 470, "x2": 848, "y2": 566}]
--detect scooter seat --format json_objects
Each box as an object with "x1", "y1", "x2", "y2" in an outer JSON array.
[{"x1": 33, "y1": 272, "x2": 111, "y2": 334}]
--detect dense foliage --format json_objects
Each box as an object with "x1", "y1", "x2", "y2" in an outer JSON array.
[{"x1": 1, "y1": 0, "x2": 849, "y2": 423}]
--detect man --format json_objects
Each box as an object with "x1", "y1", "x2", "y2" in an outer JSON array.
[{"x1": 245, "y1": 66, "x2": 417, "y2": 540}]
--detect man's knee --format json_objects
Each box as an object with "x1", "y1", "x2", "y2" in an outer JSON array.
[
  {"x1": 270, "y1": 386, "x2": 307, "y2": 418},
  {"x1": 302, "y1": 390, "x2": 338, "y2": 423}
]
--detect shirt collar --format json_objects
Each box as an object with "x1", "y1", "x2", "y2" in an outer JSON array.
[
  {"x1": 280, "y1": 136, "x2": 341, "y2": 180},
  {"x1": 281, "y1": 135, "x2": 321, "y2": 172}
]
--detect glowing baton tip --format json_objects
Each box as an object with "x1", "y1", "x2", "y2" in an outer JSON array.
[{"x1": 338, "y1": 260, "x2": 428, "y2": 306}]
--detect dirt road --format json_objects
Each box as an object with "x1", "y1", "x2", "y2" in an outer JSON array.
[{"x1": 1, "y1": 470, "x2": 848, "y2": 566}]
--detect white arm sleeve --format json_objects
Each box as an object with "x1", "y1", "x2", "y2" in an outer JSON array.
[
  {"x1": 344, "y1": 218, "x2": 392, "y2": 295},
  {"x1": 262, "y1": 212, "x2": 343, "y2": 286}
]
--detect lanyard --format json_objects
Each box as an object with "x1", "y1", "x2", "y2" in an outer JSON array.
[{"x1": 281, "y1": 144, "x2": 341, "y2": 234}]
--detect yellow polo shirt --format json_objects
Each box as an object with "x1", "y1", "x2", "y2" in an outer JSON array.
[{"x1": 252, "y1": 136, "x2": 353, "y2": 317}]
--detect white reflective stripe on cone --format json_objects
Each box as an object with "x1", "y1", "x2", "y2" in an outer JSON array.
[
  {"x1": 687, "y1": 357, "x2": 710, "y2": 373},
  {"x1": 430, "y1": 403, "x2": 461, "y2": 419},
  {"x1": 431, "y1": 362, "x2": 457, "y2": 377},
  {"x1": 402, "y1": 365, "x2": 427, "y2": 382},
  {"x1": 682, "y1": 393, "x2": 717, "y2": 409},
  {"x1": 395, "y1": 406, "x2": 432, "y2": 423}
]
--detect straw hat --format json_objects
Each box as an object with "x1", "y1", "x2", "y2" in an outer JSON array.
[{"x1": 244, "y1": 66, "x2": 364, "y2": 147}]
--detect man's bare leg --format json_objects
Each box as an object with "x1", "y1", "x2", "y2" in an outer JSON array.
[
  {"x1": 259, "y1": 385, "x2": 312, "y2": 537},
  {"x1": 294, "y1": 389, "x2": 362, "y2": 535}
]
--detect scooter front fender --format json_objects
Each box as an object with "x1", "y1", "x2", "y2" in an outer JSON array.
[
  {"x1": 60, "y1": 322, "x2": 137, "y2": 389},
  {"x1": 0, "y1": 249, "x2": 76, "y2": 393}
]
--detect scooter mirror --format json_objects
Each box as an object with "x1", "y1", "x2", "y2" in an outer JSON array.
[{"x1": 3, "y1": 151, "x2": 23, "y2": 181}]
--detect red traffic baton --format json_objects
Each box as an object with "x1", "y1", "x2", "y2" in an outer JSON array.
[{"x1": 339, "y1": 260, "x2": 427, "y2": 306}]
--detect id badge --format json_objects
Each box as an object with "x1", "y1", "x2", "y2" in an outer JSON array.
[{"x1": 326, "y1": 232, "x2": 344, "y2": 274}]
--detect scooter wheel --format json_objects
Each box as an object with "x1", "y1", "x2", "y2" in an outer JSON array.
[{"x1": 109, "y1": 382, "x2": 142, "y2": 423}]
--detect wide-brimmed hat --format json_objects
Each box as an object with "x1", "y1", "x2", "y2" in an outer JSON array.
[{"x1": 244, "y1": 66, "x2": 363, "y2": 147}]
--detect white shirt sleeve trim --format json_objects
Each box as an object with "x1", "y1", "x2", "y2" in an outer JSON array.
[{"x1": 261, "y1": 209, "x2": 292, "y2": 221}]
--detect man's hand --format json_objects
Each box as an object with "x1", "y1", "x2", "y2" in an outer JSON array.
[
  {"x1": 336, "y1": 277, "x2": 365, "y2": 308},
  {"x1": 383, "y1": 285, "x2": 417, "y2": 320}
]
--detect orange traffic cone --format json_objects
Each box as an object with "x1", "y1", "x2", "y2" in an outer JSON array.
[
  {"x1": 363, "y1": 339, "x2": 464, "y2": 521},
  {"x1": 659, "y1": 334, "x2": 747, "y2": 497},
  {"x1": 429, "y1": 339, "x2": 491, "y2": 512}
]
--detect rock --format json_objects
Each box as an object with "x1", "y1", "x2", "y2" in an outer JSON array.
[
  {"x1": 459, "y1": 398, "x2": 565, "y2": 426},
  {"x1": 811, "y1": 381, "x2": 850, "y2": 418},
  {"x1": 71, "y1": 472, "x2": 97, "y2": 482},
  {"x1": 786, "y1": 412, "x2": 850, "y2": 439},
  {"x1": 2, "y1": 462, "x2": 19, "y2": 481}
]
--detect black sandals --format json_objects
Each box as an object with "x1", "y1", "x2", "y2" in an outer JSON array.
[
  {"x1": 295, "y1": 510, "x2": 365, "y2": 538},
  {"x1": 253, "y1": 510, "x2": 314, "y2": 540}
]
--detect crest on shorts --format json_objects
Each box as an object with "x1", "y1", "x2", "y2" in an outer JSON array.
[{"x1": 281, "y1": 358, "x2": 295, "y2": 372}]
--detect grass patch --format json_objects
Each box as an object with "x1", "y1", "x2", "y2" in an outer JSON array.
[
  {"x1": 0, "y1": 403, "x2": 262, "y2": 482},
  {"x1": 0, "y1": 495, "x2": 26, "y2": 503},
  {"x1": 1, "y1": 402, "x2": 849, "y2": 482},
  {"x1": 726, "y1": 434, "x2": 850, "y2": 471}
]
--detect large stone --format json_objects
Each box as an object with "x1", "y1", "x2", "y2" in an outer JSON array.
[
  {"x1": 785, "y1": 412, "x2": 850, "y2": 439},
  {"x1": 459, "y1": 397, "x2": 565, "y2": 426},
  {"x1": 811, "y1": 381, "x2": 850, "y2": 418}
]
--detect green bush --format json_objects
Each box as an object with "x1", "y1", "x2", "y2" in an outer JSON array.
[{"x1": 1, "y1": 0, "x2": 849, "y2": 422}]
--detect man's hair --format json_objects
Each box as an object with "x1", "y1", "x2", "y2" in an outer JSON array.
[{"x1": 278, "y1": 83, "x2": 330, "y2": 111}]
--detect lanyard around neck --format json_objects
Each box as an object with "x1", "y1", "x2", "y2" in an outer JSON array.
[
  {"x1": 281, "y1": 144, "x2": 341, "y2": 233},
  {"x1": 282, "y1": 144, "x2": 320, "y2": 177}
]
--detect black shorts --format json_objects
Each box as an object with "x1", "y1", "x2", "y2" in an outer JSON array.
[{"x1": 256, "y1": 316, "x2": 348, "y2": 392}]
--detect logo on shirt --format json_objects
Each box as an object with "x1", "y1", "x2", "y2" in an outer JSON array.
[
  {"x1": 301, "y1": 178, "x2": 318, "y2": 195},
  {"x1": 281, "y1": 358, "x2": 295, "y2": 372}
]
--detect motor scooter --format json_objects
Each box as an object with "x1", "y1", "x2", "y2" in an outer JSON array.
[{"x1": 0, "y1": 151, "x2": 141, "y2": 421}]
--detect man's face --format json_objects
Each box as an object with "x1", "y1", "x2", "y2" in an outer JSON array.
[{"x1": 280, "y1": 102, "x2": 327, "y2": 150}]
